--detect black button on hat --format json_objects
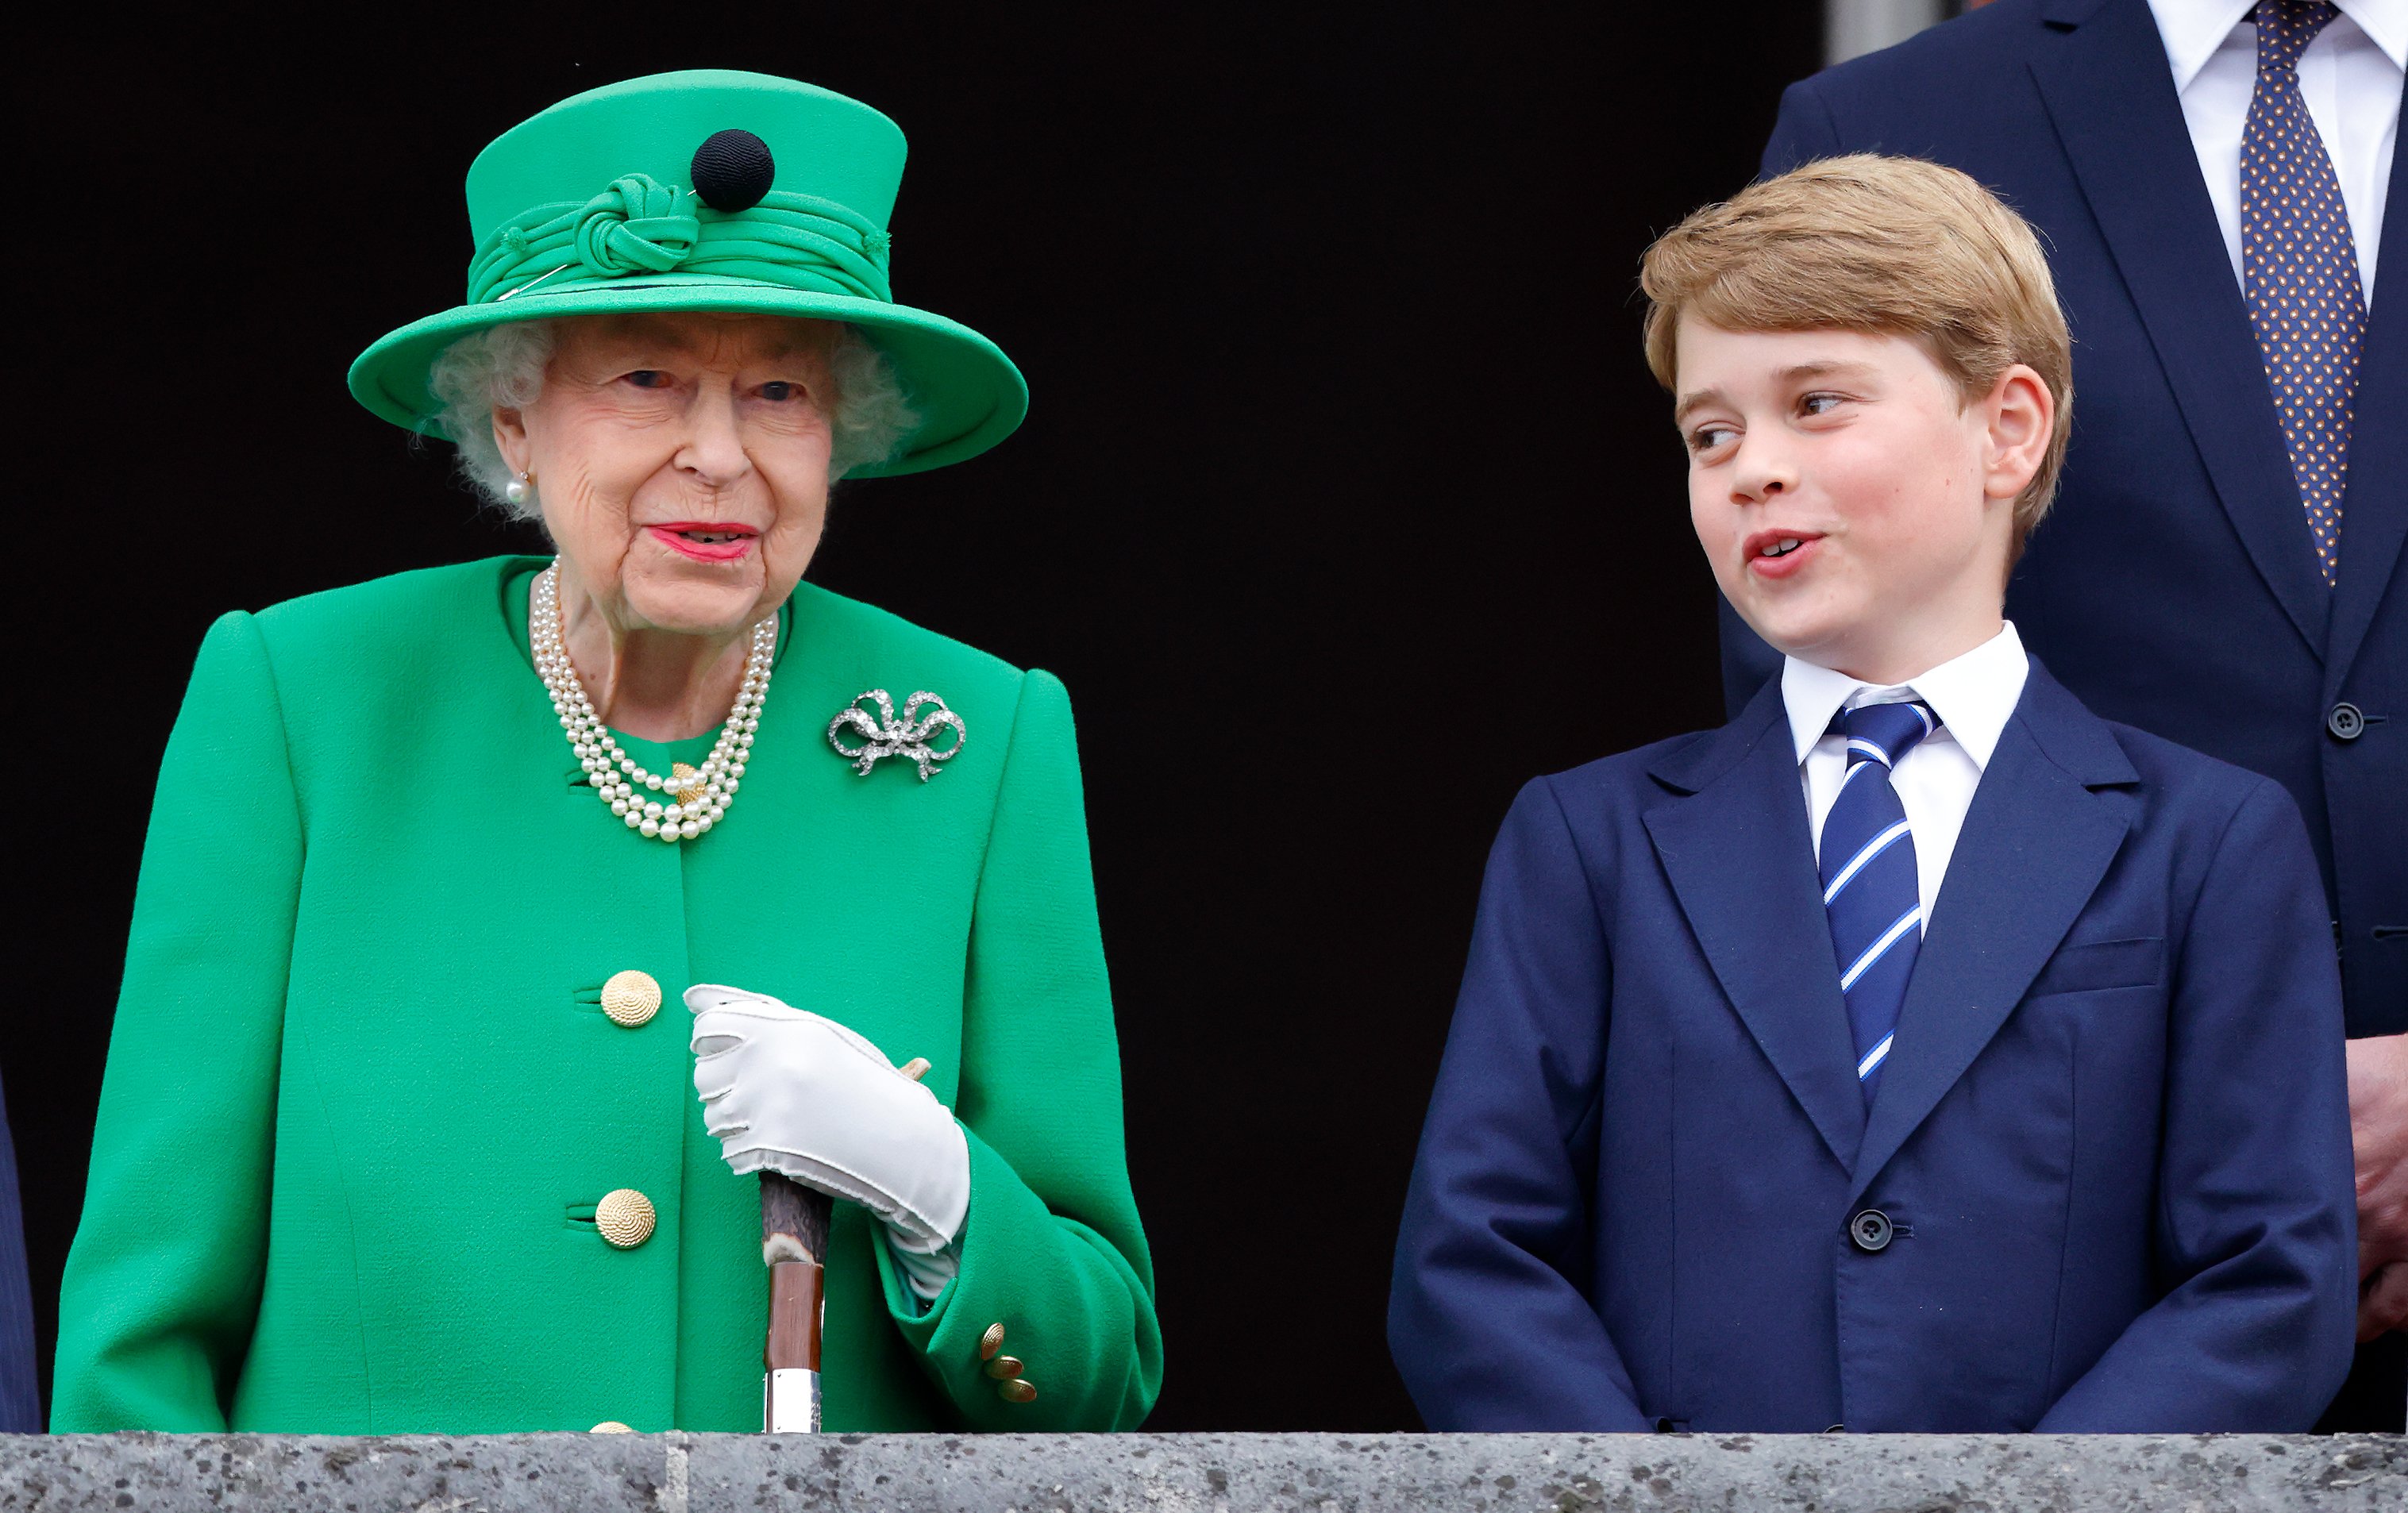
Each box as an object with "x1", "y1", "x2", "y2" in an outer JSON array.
[{"x1": 691, "y1": 129, "x2": 776, "y2": 212}]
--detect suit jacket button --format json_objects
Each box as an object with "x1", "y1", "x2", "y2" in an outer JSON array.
[
  {"x1": 2327, "y1": 703, "x2": 2366, "y2": 741},
  {"x1": 601, "y1": 969, "x2": 664, "y2": 1026},
  {"x1": 997, "y1": 1378, "x2": 1038, "y2": 1404},
  {"x1": 979, "y1": 1322, "x2": 1007, "y2": 1361},
  {"x1": 1849, "y1": 1209, "x2": 1894, "y2": 1253},
  {"x1": 595, "y1": 1188, "x2": 657, "y2": 1249}
]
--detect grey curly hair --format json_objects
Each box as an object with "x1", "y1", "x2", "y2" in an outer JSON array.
[{"x1": 426, "y1": 318, "x2": 921, "y2": 518}]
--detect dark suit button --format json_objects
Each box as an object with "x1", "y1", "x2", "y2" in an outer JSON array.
[
  {"x1": 2327, "y1": 703, "x2": 2366, "y2": 741},
  {"x1": 1848, "y1": 1209, "x2": 1894, "y2": 1253}
]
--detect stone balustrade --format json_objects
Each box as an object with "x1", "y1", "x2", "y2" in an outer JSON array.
[{"x1": 3, "y1": 1430, "x2": 2401, "y2": 1511}]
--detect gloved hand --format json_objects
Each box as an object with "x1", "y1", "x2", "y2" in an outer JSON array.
[{"x1": 687, "y1": 984, "x2": 971, "y2": 1263}]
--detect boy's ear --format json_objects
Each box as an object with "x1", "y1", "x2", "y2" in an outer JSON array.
[{"x1": 1980, "y1": 364, "x2": 2053, "y2": 504}]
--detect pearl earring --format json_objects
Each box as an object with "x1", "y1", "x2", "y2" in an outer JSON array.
[{"x1": 504, "y1": 470, "x2": 533, "y2": 506}]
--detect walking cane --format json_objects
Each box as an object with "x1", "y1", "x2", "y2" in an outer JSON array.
[{"x1": 761, "y1": 1056, "x2": 931, "y2": 1433}]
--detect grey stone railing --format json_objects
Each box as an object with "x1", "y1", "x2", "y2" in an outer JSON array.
[{"x1": 2, "y1": 1431, "x2": 2400, "y2": 1511}]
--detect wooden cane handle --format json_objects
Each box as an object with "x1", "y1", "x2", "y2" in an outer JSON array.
[
  {"x1": 761, "y1": 1173, "x2": 830, "y2": 1378},
  {"x1": 765, "y1": 1254, "x2": 824, "y2": 1372},
  {"x1": 757, "y1": 1058, "x2": 932, "y2": 1408},
  {"x1": 760, "y1": 1172, "x2": 830, "y2": 1265},
  {"x1": 757, "y1": 1058, "x2": 927, "y2": 1263}
]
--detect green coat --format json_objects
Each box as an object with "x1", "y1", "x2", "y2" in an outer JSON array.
[{"x1": 53, "y1": 556, "x2": 1160, "y2": 1434}]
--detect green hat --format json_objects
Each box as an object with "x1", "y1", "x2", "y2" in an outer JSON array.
[{"x1": 348, "y1": 69, "x2": 1025, "y2": 477}]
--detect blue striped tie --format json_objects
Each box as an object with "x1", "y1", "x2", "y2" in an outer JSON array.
[{"x1": 1820, "y1": 701, "x2": 1939, "y2": 1104}]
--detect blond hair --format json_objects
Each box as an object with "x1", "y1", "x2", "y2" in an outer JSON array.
[{"x1": 1639, "y1": 154, "x2": 2073, "y2": 560}]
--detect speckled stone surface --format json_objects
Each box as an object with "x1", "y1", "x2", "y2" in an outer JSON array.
[{"x1": 2, "y1": 1432, "x2": 2400, "y2": 1511}]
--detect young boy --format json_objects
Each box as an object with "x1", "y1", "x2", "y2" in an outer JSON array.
[{"x1": 1389, "y1": 156, "x2": 2359, "y2": 1433}]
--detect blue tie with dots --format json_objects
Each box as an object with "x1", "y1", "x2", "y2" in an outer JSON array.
[
  {"x1": 1819, "y1": 701, "x2": 1939, "y2": 1105},
  {"x1": 2241, "y1": 0, "x2": 2365, "y2": 585}
]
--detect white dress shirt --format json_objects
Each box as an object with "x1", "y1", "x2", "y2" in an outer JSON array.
[
  {"x1": 1782, "y1": 624, "x2": 2032, "y2": 928},
  {"x1": 2147, "y1": 0, "x2": 2405, "y2": 306}
]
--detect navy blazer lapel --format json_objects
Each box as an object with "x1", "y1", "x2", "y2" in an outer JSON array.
[
  {"x1": 1848, "y1": 663, "x2": 2137, "y2": 1203},
  {"x1": 1644, "y1": 680, "x2": 1867, "y2": 1170},
  {"x1": 2325, "y1": 105, "x2": 2408, "y2": 687},
  {"x1": 2030, "y1": 0, "x2": 2331, "y2": 657}
]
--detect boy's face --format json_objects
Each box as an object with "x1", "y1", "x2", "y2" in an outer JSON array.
[{"x1": 1673, "y1": 321, "x2": 2044, "y2": 684}]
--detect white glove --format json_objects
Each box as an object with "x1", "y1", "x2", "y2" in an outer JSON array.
[{"x1": 687, "y1": 984, "x2": 971, "y2": 1264}]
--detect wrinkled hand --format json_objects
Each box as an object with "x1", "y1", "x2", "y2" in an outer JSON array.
[
  {"x1": 2348, "y1": 1034, "x2": 2408, "y2": 1341},
  {"x1": 687, "y1": 984, "x2": 969, "y2": 1255},
  {"x1": 2360, "y1": 1266, "x2": 2408, "y2": 1345}
]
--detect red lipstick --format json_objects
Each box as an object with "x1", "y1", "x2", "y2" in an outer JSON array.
[{"x1": 648, "y1": 522, "x2": 759, "y2": 563}]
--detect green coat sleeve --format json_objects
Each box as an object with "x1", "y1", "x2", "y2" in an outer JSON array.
[
  {"x1": 871, "y1": 668, "x2": 1163, "y2": 1430},
  {"x1": 52, "y1": 614, "x2": 302, "y2": 1430}
]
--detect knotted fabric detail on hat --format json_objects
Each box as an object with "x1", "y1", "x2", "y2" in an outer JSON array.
[
  {"x1": 466, "y1": 172, "x2": 895, "y2": 306},
  {"x1": 574, "y1": 174, "x2": 699, "y2": 276}
]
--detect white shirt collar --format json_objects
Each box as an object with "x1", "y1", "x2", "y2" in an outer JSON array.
[
  {"x1": 2152, "y1": 0, "x2": 2260, "y2": 90},
  {"x1": 2344, "y1": 0, "x2": 2408, "y2": 68},
  {"x1": 1781, "y1": 622, "x2": 2031, "y2": 772},
  {"x1": 2150, "y1": 0, "x2": 2408, "y2": 92}
]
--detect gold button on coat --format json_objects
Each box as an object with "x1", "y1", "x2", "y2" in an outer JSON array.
[
  {"x1": 600, "y1": 970, "x2": 663, "y2": 1027},
  {"x1": 979, "y1": 1322, "x2": 1007, "y2": 1361},
  {"x1": 590, "y1": 1421, "x2": 634, "y2": 1434},
  {"x1": 997, "y1": 1378, "x2": 1038, "y2": 1404},
  {"x1": 984, "y1": 1355, "x2": 1024, "y2": 1380},
  {"x1": 595, "y1": 1188, "x2": 657, "y2": 1249}
]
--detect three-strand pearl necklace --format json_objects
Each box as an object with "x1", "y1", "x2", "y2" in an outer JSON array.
[{"x1": 534, "y1": 560, "x2": 777, "y2": 844}]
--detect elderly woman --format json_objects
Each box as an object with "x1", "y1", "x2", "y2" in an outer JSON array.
[{"x1": 52, "y1": 69, "x2": 1159, "y2": 1434}]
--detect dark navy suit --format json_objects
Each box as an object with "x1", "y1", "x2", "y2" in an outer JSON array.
[
  {"x1": 0, "y1": 1071, "x2": 37, "y2": 1432},
  {"x1": 1390, "y1": 666, "x2": 2356, "y2": 1431},
  {"x1": 1732, "y1": 0, "x2": 2407, "y2": 1423},
  {"x1": 1726, "y1": 0, "x2": 2405, "y2": 1045}
]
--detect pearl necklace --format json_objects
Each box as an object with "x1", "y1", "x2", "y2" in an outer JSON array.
[{"x1": 534, "y1": 560, "x2": 777, "y2": 844}]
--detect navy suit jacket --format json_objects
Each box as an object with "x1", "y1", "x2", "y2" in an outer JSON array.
[
  {"x1": 1390, "y1": 665, "x2": 2357, "y2": 1431},
  {"x1": 1724, "y1": 0, "x2": 2406, "y2": 1039},
  {"x1": 0, "y1": 1071, "x2": 37, "y2": 1433}
]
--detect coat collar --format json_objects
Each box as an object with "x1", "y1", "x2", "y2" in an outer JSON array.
[
  {"x1": 1643, "y1": 660, "x2": 2137, "y2": 1188},
  {"x1": 2028, "y1": 0, "x2": 2335, "y2": 660},
  {"x1": 1644, "y1": 678, "x2": 1869, "y2": 1170}
]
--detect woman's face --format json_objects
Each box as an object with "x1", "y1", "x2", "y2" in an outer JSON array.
[{"x1": 495, "y1": 312, "x2": 838, "y2": 639}]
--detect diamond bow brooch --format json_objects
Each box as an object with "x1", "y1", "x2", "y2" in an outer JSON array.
[{"x1": 827, "y1": 690, "x2": 967, "y2": 782}]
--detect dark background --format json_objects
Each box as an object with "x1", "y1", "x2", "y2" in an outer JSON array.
[{"x1": 12, "y1": 5, "x2": 1820, "y2": 1430}]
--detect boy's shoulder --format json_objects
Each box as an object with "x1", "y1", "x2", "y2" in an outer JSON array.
[
  {"x1": 1523, "y1": 697, "x2": 1786, "y2": 830},
  {"x1": 2007, "y1": 661, "x2": 2294, "y2": 824},
  {"x1": 1540, "y1": 727, "x2": 1739, "y2": 802},
  {"x1": 2082, "y1": 712, "x2": 2302, "y2": 833}
]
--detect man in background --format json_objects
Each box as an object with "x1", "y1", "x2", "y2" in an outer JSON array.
[
  {"x1": 1735, "y1": 0, "x2": 2405, "y2": 1426},
  {"x1": 1, "y1": 1075, "x2": 37, "y2": 1432}
]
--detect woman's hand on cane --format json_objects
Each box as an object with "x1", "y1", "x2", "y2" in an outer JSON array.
[{"x1": 686, "y1": 984, "x2": 970, "y2": 1263}]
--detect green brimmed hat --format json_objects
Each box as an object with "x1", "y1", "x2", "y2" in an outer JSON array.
[{"x1": 349, "y1": 69, "x2": 1025, "y2": 477}]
